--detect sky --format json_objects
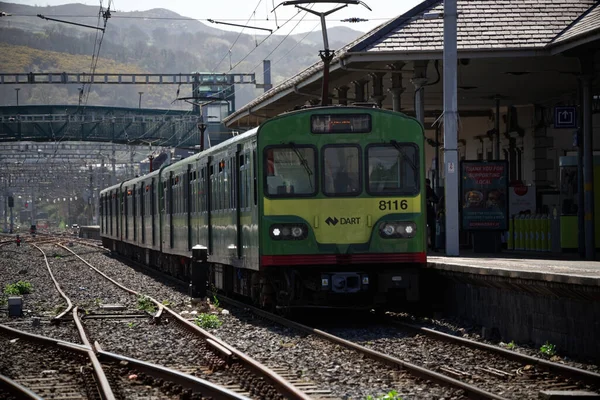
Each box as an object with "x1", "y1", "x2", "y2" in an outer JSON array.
[{"x1": 10, "y1": 0, "x2": 423, "y2": 34}]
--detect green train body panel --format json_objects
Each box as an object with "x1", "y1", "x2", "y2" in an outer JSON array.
[{"x1": 257, "y1": 107, "x2": 426, "y2": 261}]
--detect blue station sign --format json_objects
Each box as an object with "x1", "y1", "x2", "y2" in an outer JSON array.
[{"x1": 554, "y1": 106, "x2": 577, "y2": 129}]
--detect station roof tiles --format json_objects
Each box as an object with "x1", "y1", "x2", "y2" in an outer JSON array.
[
  {"x1": 349, "y1": 0, "x2": 599, "y2": 52},
  {"x1": 224, "y1": 0, "x2": 600, "y2": 125}
]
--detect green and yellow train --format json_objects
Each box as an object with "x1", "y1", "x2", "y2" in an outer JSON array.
[{"x1": 100, "y1": 106, "x2": 426, "y2": 309}]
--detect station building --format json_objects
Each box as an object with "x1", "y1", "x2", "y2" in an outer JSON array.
[{"x1": 224, "y1": 0, "x2": 600, "y2": 255}]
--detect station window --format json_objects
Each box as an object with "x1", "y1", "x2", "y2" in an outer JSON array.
[{"x1": 366, "y1": 144, "x2": 419, "y2": 195}]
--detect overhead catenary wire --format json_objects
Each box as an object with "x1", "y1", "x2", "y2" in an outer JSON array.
[
  {"x1": 226, "y1": 5, "x2": 312, "y2": 74},
  {"x1": 9, "y1": 13, "x2": 384, "y2": 23},
  {"x1": 237, "y1": 5, "x2": 316, "y2": 74},
  {"x1": 82, "y1": 0, "x2": 112, "y2": 108},
  {"x1": 211, "y1": 0, "x2": 266, "y2": 73},
  {"x1": 7, "y1": 2, "x2": 353, "y2": 154},
  {"x1": 183, "y1": 5, "x2": 317, "y2": 111}
]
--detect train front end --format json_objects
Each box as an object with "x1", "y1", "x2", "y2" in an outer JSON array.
[{"x1": 257, "y1": 107, "x2": 426, "y2": 309}]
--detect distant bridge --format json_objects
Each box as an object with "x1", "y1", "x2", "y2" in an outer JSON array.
[
  {"x1": 0, "y1": 105, "x2": 230, "y2": 148},
  {"x1": 0, "y1": 72, "x2": 257, "y2": 86}
]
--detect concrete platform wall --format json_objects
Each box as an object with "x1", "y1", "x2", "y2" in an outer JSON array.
[{"x1": 426, "y1": 271, "x2": 600, "y2": 361}]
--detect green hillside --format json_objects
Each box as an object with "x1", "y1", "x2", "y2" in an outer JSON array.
[
  {"x1": 0, "y1": 1, "x2": 364, "y2": 109},
  {"x1": 0, "y1": 43, "x2": 144, "y2": 73}
]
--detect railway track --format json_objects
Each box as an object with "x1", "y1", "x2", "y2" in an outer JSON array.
[
  {"x1": 0, "y1": 322, "x2": 252, "y2": 400},
  {"x1": 0, "y1": 325, "x2": 98, "y2": 400},
  {"x1": 217, "y1": 295, "x2": 600, "y2": 400},
  {"x1": 23, "y1": 240, "x2": 312, "y2": 399},
  {"x1": 17, "y1": 235, "x2": 600, "y2": 399},
  {"x1": 76, "y1": 242, "x2": 600, "y2": 399}
]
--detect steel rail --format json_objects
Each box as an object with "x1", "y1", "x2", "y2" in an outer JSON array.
[
  {"x1": 26, "y1": 242, "x2": 115, "y2": 399},
  {"x1": 56, "y1": 243, "x2": 312, "y2": 400},
  {"x1": 219, "y1": 295, "x2": 509, "y2": 400},
  {"x1": 0, "y1": 323, "x2": 90, "y2": 352},
  {"x1": 0, "y1": 324, "x2": 98, "y2": 399},
  {"x1": 72, "y1": 308, "x2": 116, "y2": 400},
  {"x1": 0, "y1": 323, "x2": 247, "y2": 400},
  {"x1": 389, "y1": 319, "x2": 600, "y2": 386},
  {"x1": 161, "y1": 306, "x2": 311, "y2": 400},
  {"x1": 31, "y1": 243, "x2": 73, "y2": 320},
  {"x1": 0, "y1": 374, "x2": 44, "y2": 400},
  {"x1": 94, "y1": 342, "x2": 251, "y2": 400}
]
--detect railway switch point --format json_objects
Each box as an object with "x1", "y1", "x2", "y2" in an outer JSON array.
[{"x1": 8, "y1": 296, "x2": 23, "y2": 317}]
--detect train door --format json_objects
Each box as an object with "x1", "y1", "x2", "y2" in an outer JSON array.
[
  {"x1": 251, "y1": 143, "x2": 258, "y2": 261},
  {"x1": 207, "y1": 159, "x2": 213, "y2": 254},
  {"x1": 235, "y1": 147, "x2": 242, "y2": 259},
  {"x1": 186, "y1": 164, "x2": 192, "y2": 251},
  {"x1": 109, "y1": 192, "x2": 113, "y2": 236},
  {"x1": 124, "y1": 187, "x2": 129, "y2": 240},
  {"x1": 133, "y1": 184, "x2": 137, "y2": 241},
  {"x1": 151, "y1": 177, "x2": 156, "y2": 247},
  {"x1": 159, "y1": 176, "x2": 166, "y2": 253},
  {"x1": 141, "y1": 181, "x2": 146, "y2": 244},
  {"x1": 169, "y1": 171, "x2": 174, "y2": 249},
  {"x1": 119, "y1": 189, "x2": 123, "y2": 240},
  {"x1": 114, "y1": 191, "x2": 118, "y2": 238}
]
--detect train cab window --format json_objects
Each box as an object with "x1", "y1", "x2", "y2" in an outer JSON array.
[
  {"x1": 322, "y1": 145, "x2": 361, "y2": 196},
  {"x1": 366, "y1": 144, "x2": 419, "y2": 195},
  {"x1": 264, "y1": 146, "x2": 316, "y2": 197}
]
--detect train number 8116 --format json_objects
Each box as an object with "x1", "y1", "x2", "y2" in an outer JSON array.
[{"x1": 378, "y1": 200, "x2": 409, "y2": 211}]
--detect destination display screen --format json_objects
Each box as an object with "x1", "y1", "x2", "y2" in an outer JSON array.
[{"x1": 311, "y1": 114, "x2": 371, "y2": 134}]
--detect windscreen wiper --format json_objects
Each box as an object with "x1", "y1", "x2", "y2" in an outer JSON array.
[
  {"x1": 390, "y1": 140, "x2": 417, "y2": 171},
  {"x1": 289, "y1": 141, "x2": 314, "y2": 189}
]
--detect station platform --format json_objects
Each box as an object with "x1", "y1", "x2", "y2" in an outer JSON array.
[
  {"x1": 426, "y1": 251, "x2": 600, "y2": 287},
  {"x1": 425, "y1": 251, "x2": 600, "y2": 360}
]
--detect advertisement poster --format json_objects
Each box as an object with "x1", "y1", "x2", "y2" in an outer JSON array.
[
  {"x1": 461, "y1": 161, "x2": 509, "y2": 231},
  {"x1": 508, "y1": 184, "x2": 536, "y2": 217}
]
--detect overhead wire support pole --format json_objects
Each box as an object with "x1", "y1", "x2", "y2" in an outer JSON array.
[
  {"x1": 275, "y1": 0, "x2": 371, "y2": 106},
  {"x1": 37, "y1": 14, "x2": 106, "y2": 31},
  {"x1": 207, "y1": 19, "x2": 273, "y2": 33},
  {"x1": 443, "y1": 0, "x2": 459, "y2": 256}
]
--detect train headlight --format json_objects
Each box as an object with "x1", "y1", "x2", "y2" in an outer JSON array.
[
  {"x1": 378, "y1": 221, "x2": 417, "y2": 238},
  {"x1": 291, "y1": 226, "x2": 304, "y2": 238},
  {"x1": 269, "y1": 223, "x2": 308, "y2": 240},
  {"x1": 382, "y1": 224, "x2": 395, "y2": 236}
]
